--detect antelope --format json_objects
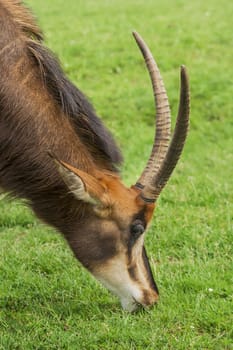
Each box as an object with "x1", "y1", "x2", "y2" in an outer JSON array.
[{"x1": 0, "y1": 0, "x2": 190, "y2": 312}]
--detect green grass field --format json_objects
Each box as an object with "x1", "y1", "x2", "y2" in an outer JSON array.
[{"x1": 0, "y1": 0, "x2": 232, "y2": 348}]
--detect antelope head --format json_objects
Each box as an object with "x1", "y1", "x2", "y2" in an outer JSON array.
[{"x1": 52, "y1": 32, "x2": 190, "y2": 312}]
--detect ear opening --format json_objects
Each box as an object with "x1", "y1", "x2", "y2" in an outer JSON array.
[{"x1": 48, "y1": 152, "x2": 108, "y2": 206}]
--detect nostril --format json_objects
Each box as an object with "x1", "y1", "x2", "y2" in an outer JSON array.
[
  {"x1": 142, "y1": 290, "x2": 159, "y2": 306},
  {"x1": 151, "y1": 292, "x2": 159, "y2": 305}
]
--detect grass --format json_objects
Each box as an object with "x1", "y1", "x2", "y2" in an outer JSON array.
[{"x1": 0, "y1": 0, "x2": 232, "y2": 348}]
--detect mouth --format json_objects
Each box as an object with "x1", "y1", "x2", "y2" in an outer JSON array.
[
  {"x1": 120, "y1": 286, "x2": 159, "y2": 312},
  {"x1": 120, "y1": 297, "x2": 140, "y2": 312},
  {"x1": 121, "y1": 296, "x2": 148, "y2": 312},
  {"x1": 91, "y1": 246, "x2": 159, "y2": 312},
  {"x1": 132, "y1": 297, "x2": 146, "y2": 311}
]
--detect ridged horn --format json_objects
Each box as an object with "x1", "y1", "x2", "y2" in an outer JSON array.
[
  {"x1": 132, "y1": 31, "x2": 171, "y2": 189},
  {"x1": 140, "y1": 65, "x2": 190, "y2": 202}
]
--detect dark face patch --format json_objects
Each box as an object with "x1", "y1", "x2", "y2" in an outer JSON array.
[
  {"x1": 132, "y1": 208, "x2": 147, "y2": 228},
  {"x1": 128, "y1": 264, "x2": 138, "y2": 281},
  {"x1": 142, "y1": 246, "x2": 159, "y2": 294},
  {"x1": 67, "y1": 218, "x2": 118, "y2": 271}
]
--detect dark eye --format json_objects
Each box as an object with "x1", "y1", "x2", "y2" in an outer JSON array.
[{"x1": 130, "y1": 222, "x2": 145, "y2": 240}]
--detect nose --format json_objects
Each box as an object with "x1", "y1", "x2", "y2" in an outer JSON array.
[
  {"x1": 141, "y1": 289, "x2": 159, "y2": 307},
  {"x1": 132, "y1": 291, "x2": 158, "y2": 312}
]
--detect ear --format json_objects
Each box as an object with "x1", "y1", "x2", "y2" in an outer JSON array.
[{"x1": 48, "y1": 152, "x2": 107, "y2": 206}]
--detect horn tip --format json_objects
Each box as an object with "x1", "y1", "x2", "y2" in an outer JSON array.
[
  {"x1": 180, "y1": 65, "x2": 187, "y2": 73},
  {"x1": 180, "y1": 65, "x2": 189, "y2": 83},
  {"x1": 132, "y1": 30, "x2": 139, "y2": 40}
]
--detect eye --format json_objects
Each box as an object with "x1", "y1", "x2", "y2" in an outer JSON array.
[{"x1": 130, "y1": 221, "x2": 145, "y2": 240}]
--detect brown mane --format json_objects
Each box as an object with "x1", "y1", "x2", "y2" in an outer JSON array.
[
  {"x1": 0, "y1": 0, "x2": 122, "y2": 170},
  {"x1": 27, "y1": 40, "x2": 122, "y2": 168},
  {"x1": 0, "y1": 0, "x2": 43, "y2": 40}
]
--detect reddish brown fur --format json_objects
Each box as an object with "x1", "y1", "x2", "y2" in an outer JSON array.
[{"x1": 0, "y1": 1, "x2": 159, "y2": 308}]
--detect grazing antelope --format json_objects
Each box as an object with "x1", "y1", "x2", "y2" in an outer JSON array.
[{"x1": 0, "y1": 0, "x2": 190, "y2": 311}]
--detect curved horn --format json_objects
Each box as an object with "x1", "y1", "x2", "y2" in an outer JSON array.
[
  {"x1": 140, "y1": 65, "x2": 190, "y2": 202},
  {"x1": 132, "y1": 31, "x2": 171, "y2": 189}
]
